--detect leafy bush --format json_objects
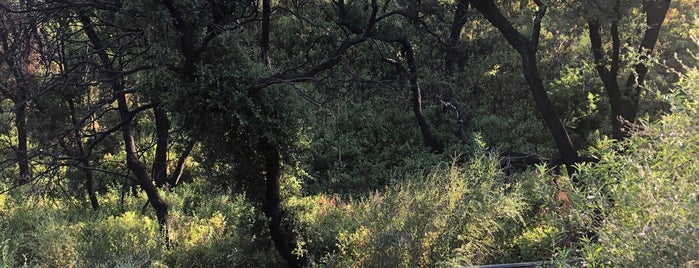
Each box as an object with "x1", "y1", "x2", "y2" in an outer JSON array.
[
  {"x1": 302, "y1": 154, "x2": 531, "y2": 267},
  {"x1": 80, "y1": 211, "x2": 162, "y2": 266},
  {"x1": 571, "y1": 66, "x2": 699, "y2": 267},
  {"x1": 0, "y1": 197, "x2": 80, "y2": 267}
]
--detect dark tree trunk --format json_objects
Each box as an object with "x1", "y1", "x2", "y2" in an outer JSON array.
[
  {"x1": 449, "y1": 0, "x2": 469, "y2": 42},
  {"x1": 588, "y1": 20, "x2": 628, "y2": 140},
  {"x1": 469, "y1": 0, "x2": 579, "y2": 172},
  {"x1": 152, "y1": 103, "x2": 170, "y2": 188},
  {"x1": 168, "y1": 140, "x2": 195, "y2": 187},
  {"x1": 116, "y1": 90, "x2": 171, "y2": 245},
  {"x1": 588, "y1": 0, "x2": 670, "y2": 140},
  {"x1": 520, "y1": 50, "x2": 579, "y2": 171},
  {"x1": 369, "y1": 33, "x2": 442, "y2": 152},
  {"x1": 84, "y1": 162, "x2": 99, "y2": 210},
  {"x1": 446, "y1": 0, "x2": 469, "y2": 71},
  {"x1": 68, "y1": 99, "x2": 99, "y2": 210},
  {"x1": 259, "y1": 0, "x2": 271, "y2": 66},
  {"x1": 400, "y1": 40, "x2": 443, "y2": 152},
  {"x1": 14, "y1": 102, "x2": 30, "y2": 185},
  {"x1": 80, "y1": 14, "x2": 170, "y2": 243},
  {"x1": 623, "y1": 0, "x2": 671, "y2": 122},
  {"x1": 259, "y1": 139, "x2": 307, "y2": 267}
]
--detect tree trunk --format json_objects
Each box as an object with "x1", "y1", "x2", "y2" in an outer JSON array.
[
  {"x1": 259, "y1": 138, "x2": 307, "y2": 267},
  {"x1": 449, "y1": 0, "x2": 469, "y2": 42},
  {"x1": 520, "y1": 50, "x2": 579, "y2": 171},
  {"x1": 469, "y1": 0, "x2": 579, "y2": 171},
  {"x1": 623, "y1": 0, "x2": 671, "y2": 122},
  {"x1": 446, "y1": 0, "x2": 469, "y2": 71},
  {"x1": 80, "y1": 14, "x2": 170, "y2": 243},
  {"x1": 117, "y1": 89, "x2": 171, "y2": 245},
  {"x1": 14, "y1": 102, "x2": 30, "y2": 185},
  {"x1": 168, "y1": 140, "x2": 195, "y2": 187},
  {"x1": 588, "y1": 0, "x2": 670, "y2": 140},
  {"x1": 401, "y1": 40, "x2": 443, "y2": 152},
  {"x1": 68, "y1": 98, "x2": 99, "y2": 210},
  {"x1": 259, "y1": 0, "x2": 271, "y2": 66},
  {"x1": 152, "y1": 103, "x2": 170, "y2": 188},
  {"x1": 83, "y1": 157, "x2": 99, "y2": 210},
  {"x1": 588, "y1": 20, "x2": 630, "y2": 140}
]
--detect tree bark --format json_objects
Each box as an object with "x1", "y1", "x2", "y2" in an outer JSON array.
[
  {"x1": 14, "y1": 102, "x2": 30, "y2": 185},
  {"x1": 401, "y1": 40, "x2": 443, "y2": 152},
  {"x1": 468, "y1": 0, "x2": 579, "y2": 171},
  {"x1": 588, "y1": 19, "x2": 629, "y2": 139},
  {"x1": 118, "y1": 93, "x2": 171, "y2": 245},
  {"x1": 623, "y1": 0, "x2": 671, "y2": 122},
  {"x1": 168, "y1": 140, "x2": 195, "y2": 187},
  {"x1": 259, "y1": 0, "x2": 271, "y2": 66},
  {"x1": 152, "y1": 103, "x2": 170, "y2": 188},
  {"x1": 449, "y1": 0, "x2": 469, "y2": 42},
  {"x1": 259, "y1": 138, "x2": 307, "y2": 267},
  {"x1": 0, "y1": 25, "x2": 32, "y2": 185},
  {"x1": 446, "y1": 0, "x2": 469, "y2": 71}
]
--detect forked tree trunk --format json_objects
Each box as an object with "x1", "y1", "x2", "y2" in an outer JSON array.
[
  {"x1": 588, "y1": 0, "x2": 670, "y2": 139},
  {"x1": 80, "y1": 14, "x2": 171, "y2": 243}
]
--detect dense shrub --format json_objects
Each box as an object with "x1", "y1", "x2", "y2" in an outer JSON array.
[
  {"x1": 297, "y1": 154, "x2": 538, "y2": 267},
  {"x1": 571, "y1": 67, "x2": 699, "y2": 267}
]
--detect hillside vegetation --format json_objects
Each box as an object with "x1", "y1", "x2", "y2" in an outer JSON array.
[{"x1": 0, "y1": 0, "x2": 697, "y2": 267}]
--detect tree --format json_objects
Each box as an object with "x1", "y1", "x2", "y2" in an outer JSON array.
[
  {"x1": 468, "y1": 0, "x2": 582, "y2": 173},
  {"x1": 78, "y1": 11, "x2": 172, "y2": 243},
  {"x1": 0, "y1": 0, "x2": 46, "y2": 185},
  {"x1": 587, "y1": 0, "x2": 671, "y2": 139},
  {"x1": 445, "y1": 0, "x2": 469, "y2": 72}
]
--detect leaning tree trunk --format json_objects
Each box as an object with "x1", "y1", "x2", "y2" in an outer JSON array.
[
  {"x1": 469, "y1": 0, "x2": 580, "y2": 173},
  {"x1": 401, "y1": 40, "x2": 443, "y2": 152},
  {"x1": 115, "y1": 88, "x2": 171, "y2": 244},
  {"x1": 80, "y1": 14, "x2": 171, "y2": 243},
  {"x1": 168, "y1": 140, "x2": 195, "y2": 187}
]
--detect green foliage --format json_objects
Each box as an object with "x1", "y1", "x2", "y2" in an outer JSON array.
[
  {"x1": 0, "y1": 197, "x2": 80, "y2": 267},
  {"x1": 81, "y1": 211, "x2": 162, "y2": 266},
  {"x1": 305, "y1": 95, "x2": 444, "y2": 195},
  {"x1": 0, "y1": 183, "x2": 286, "y2": 267},
  {"x1": 1, "y1": 0, "x2": 698, "y2": 267},
  {"x1": 301, "y1": 154, "x2": 530, "y2": 266},
  {"x1": 569, "y1": 65, "x2": 699, "y2": 267}
]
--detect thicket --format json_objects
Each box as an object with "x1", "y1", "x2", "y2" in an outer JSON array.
[{"x1": 0, "y1": 0, "x2": 697, "y2": 267}]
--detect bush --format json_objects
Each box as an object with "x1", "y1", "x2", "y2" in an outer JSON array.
[
  {"x1": 0, "y1": 196, "x2": 81, "y2": 268},
  {"x1": 570, "y1": 67, "x2": 699, "y2": 267},
  {"x1": 80, "y1": 211, "x2": 163, "y2": 267},
  {"x1": 305, "y1": 154, "x2": 530, "y2": 267}
]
